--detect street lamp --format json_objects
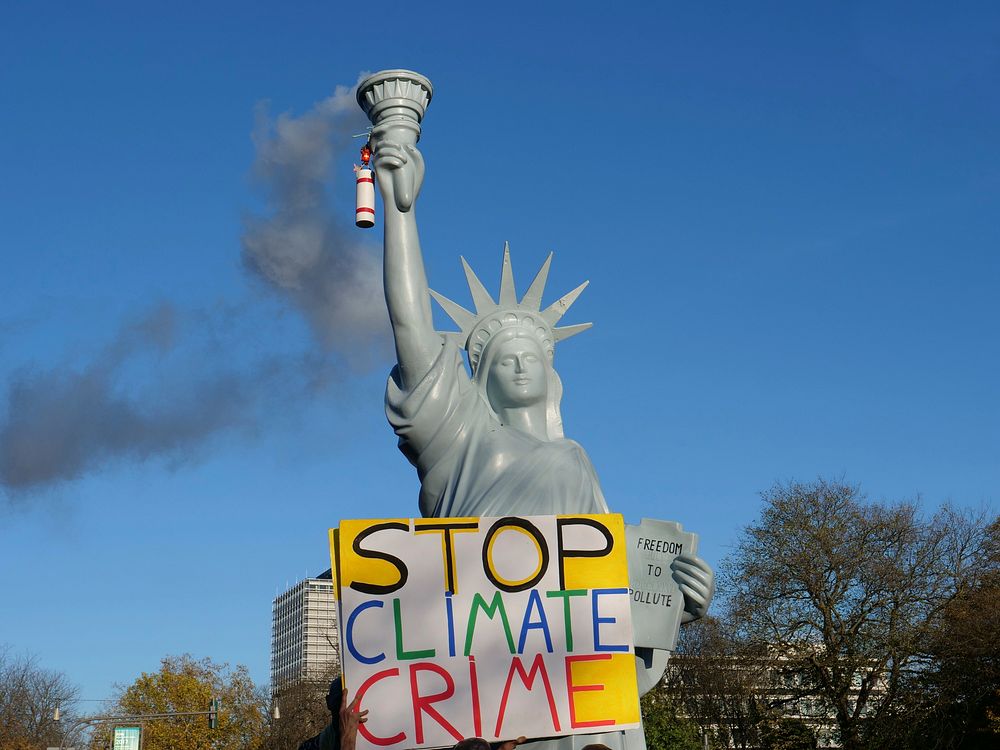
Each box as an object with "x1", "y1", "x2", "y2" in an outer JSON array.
[{"x1": 52, "y1": 704, "x2": 76, "y2": 750}]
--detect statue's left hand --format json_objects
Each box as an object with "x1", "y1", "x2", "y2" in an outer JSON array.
[{"x1": 671, "y1": 553, "x2": 715, "y2": 624}]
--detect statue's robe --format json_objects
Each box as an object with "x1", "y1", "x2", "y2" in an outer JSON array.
[
  {"x1": 385, "y1": 340, "x2": 660, "y2": 750},
  {"x1": 386, "y1": 341, "x2": 609, "y2": 519}
]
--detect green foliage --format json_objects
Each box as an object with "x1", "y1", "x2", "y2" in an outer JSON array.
[
  {"x1": 758, "y1": 718, "x2": 816, "y2": 750},
  {"x1": 640, "y1": 690, "x2": 703, "y2": 750}
]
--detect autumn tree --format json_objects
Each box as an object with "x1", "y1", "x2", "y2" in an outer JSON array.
[
  {"x1": 90, "y1": 654, "x2": 266, "y2": 750},
  {"x1": 0, "y1": 647, "x2": 80, "y2": 750},
  {"x1": 723, "y1": 479, "x2": 992, "y2": 750},
  {"x1": 879, "y1": 517, "x2": 1000, "y2": 749}
]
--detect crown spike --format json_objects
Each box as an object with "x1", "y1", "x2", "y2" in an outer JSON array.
[
  {"x1": 429, "y1": 289, "x2": 477, "y2": 331},
  {"x1": 553, "y1": 322, "x2": 593, "y2": 342},
  {"x1": 520, "y1": 252, "x2": 552, "y2": 312},
  {"x1": 441, "y1": 331, "x2": 467, "y2": 348},
  {"x1": 499, "y1": 242, "x2": 517, "y2": 307},
  {"x1": 541, "y1": 280, "x2": 589, "y2": 326},
  {"x1": 461, "y1": 256, "x2": 496, "y2": 314},
  {"x1": 435, "y1": 248, "x2": 590, "y2": 366}
]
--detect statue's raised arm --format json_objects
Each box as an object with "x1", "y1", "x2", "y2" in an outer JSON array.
[
  {"x1": 355, "y1": 70, "x2": 611, "y2": 521},
  {"x1": 358, "y1": 71, "x2": 439, "y2": 391},
  {"x1": 357, "y1": 73, "x2": 716, "y2": 750}
]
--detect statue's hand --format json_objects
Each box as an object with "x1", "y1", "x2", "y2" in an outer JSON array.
[
  {"x1": 371, "y1": 136, "x2": 424, "y2": 213},
  {"x1": 671, "y1": 553, "x2": 715, "y2": 624}
]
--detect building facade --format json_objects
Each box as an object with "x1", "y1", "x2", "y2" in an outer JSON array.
[{"x1": 271, "y1": 570, "x2": 340, "y2": 689}]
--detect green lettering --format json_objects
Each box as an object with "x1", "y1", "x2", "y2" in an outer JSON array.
[
  {"x1": 546, "y1": 589, "x2": 586, "y2": 652},
  {"x1": 465, "y1": 592, "x2": 516, "y2": 655},
  {"x1": 394, "y1": 598, "x2": 435, "y2": 660}
]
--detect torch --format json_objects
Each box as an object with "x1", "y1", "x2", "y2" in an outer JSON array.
[{"x1": 354, "y1": 69, "x2": 434, "y2": 226}]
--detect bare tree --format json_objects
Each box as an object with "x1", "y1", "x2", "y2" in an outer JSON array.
[
  {"x1": 0, "y1": 647, "x2": 80, "y2": 749},
  {"x1": 262, "y1": 670, "x2": 340, "y2": 750},
  {"x1": 667, "y1": 617, "x2": 781, "y2": 749},
  {"x1": 722, "y1": 479, "x2": 993, "y2": 750}
]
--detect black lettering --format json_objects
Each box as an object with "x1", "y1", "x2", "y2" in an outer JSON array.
[
  {"x1": 483, "y1": 517, "x2": 549, "y2": 592},
  {"x1": 415, "y1": 520, "x2": 479, "y2": 594},
  {"x1": 350, "y1": 521, "x2": 409, "y2": 595},
  {"x1": 630, "y1": 589, "x2": 674, "y2": 607},
  {"x1": 643, "y1": 539, "x2": 684, "y2": 556},
  {"x1": 556, "y1": 517, "x2": 614, "y2": 590}
]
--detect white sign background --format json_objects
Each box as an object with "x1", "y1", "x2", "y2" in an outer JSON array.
[{"x1": 335, "y1": 515, "x2": 639, "y2": 750}]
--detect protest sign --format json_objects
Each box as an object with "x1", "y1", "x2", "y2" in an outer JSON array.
[
  {"x1": 330, "y1": 514, "x2": 640, "y2": 750},
  {"x1": 625, "y1": 519, "x2": 698, "y2": 650}
]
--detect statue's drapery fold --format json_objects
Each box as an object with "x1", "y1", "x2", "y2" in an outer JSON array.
[{"x1": 386, "y1": 341, "x2": 609, "y2": 519}]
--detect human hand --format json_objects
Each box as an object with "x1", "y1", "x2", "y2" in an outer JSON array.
[
  {"x1": 671, "y1": 554, "x2": 715, "y2": 624},
  {"x1": 371, "y1": 126, "x2": 424, "y2": 212},
  {"x1": 497, "y1": 736, "x2": 527, "y2": 750},
  {"x1": 339, "y1": 690, "x2": 369, "y2": 750}
]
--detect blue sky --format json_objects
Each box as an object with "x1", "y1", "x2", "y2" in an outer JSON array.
[{"x1": 2, "y1": 1, "x2": 997, "y2": 706}]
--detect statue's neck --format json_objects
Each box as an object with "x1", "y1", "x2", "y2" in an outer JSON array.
[{"x1": 495, "y1": 403, "x2": 549, "y2": 441}]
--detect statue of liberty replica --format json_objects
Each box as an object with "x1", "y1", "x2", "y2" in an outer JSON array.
[{"x1": 358, "y1": 70, "x2": 714, "y2": 750}]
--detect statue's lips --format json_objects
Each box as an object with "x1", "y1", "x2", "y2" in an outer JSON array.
[{"x1": 513, "y1": 378, "x2": 531, "y2": 385}]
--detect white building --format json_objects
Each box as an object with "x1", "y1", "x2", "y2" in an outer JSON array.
[{"x1": 271, "y1": 570, "x2": 340, "y2": 689}]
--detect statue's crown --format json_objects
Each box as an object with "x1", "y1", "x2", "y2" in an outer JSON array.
[{"x1": 431, "y1": 243, "x2": 592, "y2": 373}]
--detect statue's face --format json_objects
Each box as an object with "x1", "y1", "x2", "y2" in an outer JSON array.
[{"x1": 485, "y1": 334, "x2": 547, "y2": 409}]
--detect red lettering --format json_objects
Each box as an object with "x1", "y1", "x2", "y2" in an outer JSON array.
[
  {"x1": 356, "y1": 668, "x2": 407, "y2": 746},
  {"x1": 469, "y1": 656, "x2": 482, "y2": 738},
  {"x1": 565, "y1": 654, "x2": 616, "y2": 729},
  {"x1": 409, "y1": 662, "x2": 463, "y2": 745},
  {"x1": 495, "y1": 654, "x2": 561, "y2": 737}
]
